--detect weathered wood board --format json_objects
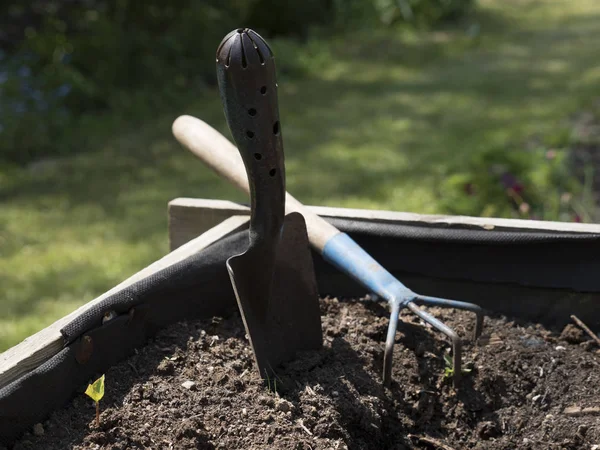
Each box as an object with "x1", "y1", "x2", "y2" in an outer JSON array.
[{"x1": 169, "y1": 197, "x2": 600, "y2": 250}]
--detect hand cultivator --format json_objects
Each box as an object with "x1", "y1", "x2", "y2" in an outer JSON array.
[{"x1": 175, "y1": 28, "x2": 486, "y2": 386}]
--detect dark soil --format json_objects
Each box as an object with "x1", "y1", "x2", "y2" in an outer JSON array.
[{"x1": 11, "y1": 297, "x2": 600, "y2": 450}]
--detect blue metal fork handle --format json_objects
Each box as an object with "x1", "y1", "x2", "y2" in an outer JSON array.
[{"x1": 322, "y1": 233, "x2": 416, "y2": 304}]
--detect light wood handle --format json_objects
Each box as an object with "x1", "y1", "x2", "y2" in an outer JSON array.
[{"x1": 172, "y1": 115, "x2": 340, "y2": 250}]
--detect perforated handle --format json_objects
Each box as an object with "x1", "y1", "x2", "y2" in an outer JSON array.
[{"x1": 216, "y1": 28, "x2": 284, "y2": 248}]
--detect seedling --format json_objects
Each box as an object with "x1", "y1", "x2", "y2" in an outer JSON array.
[
  {"x1": 84, "y1": 374, "x2": 105, "y2": 428},
  {"x1": 443, "y1": 353, "x2": 472, "y2": 380},
  {"x1": 263, "y1": 369, "x2": 283, "y2": 395}
]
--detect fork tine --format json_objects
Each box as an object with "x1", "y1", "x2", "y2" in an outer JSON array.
[
  {"x1": 383, "y1": 299, "x2": 403, "y2": 386},
  {"x1": 406, "y1": 301, "x2": 463, "y2": 387},
  {"x1": 415, "y1": 295, "x2": 485, "y2": 340}
]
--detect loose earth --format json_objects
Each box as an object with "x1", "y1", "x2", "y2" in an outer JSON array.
[{"x1": 11, "y1": 297, "x2": 600, "y2": 449}]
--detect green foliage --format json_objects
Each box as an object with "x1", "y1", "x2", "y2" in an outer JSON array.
[
  {"x1": 244, "y1": 0, "x2": 333, "y2": 37},
  {"x1": 332, "y1": 0, "x2": 476, "y2": 28},
  {"x1": 0, "y1": 0, "x2": 477, "y2": 164},
  {"x1": 264, "y1": 369, "x2": 282, "y2": 394},
  {"x1": 443, "y1": 353, "x2": 472, "y2": 380},
  {"x1": 439, "y1": 142, "x2": 596, "y2": 222}
]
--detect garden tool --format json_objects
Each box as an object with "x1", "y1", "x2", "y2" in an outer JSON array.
[
  {"x1": 215, "y1": 28, "x2": 322, "y2": 379},
  {"x1": 174, "y1": 33, "x2": 484, "y2": 387},
  {"x1": 174, "y1": 114, "x2": 485, "y2": 387}
]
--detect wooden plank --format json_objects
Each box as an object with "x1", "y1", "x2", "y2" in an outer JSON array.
[
  {"x1": 169, "y1": 199, "x2": 248, "y2": 250},
  {"x1": 168, "y1": 197, "x2": 600, "y2": 250},
  {"x1": 0, "y1": 215, "x2": 250, "y2": 391}
]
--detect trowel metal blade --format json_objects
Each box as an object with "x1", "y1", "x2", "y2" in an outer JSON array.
[{"x1": 226, "y1": 212, "x2": 322, "y2": 378}]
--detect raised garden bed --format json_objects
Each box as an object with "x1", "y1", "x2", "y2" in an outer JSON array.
[{"x1": 2, "y1": 199, "x2": 600, "y2": 449}]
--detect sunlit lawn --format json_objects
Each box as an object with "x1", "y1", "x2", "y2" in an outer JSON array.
[{"x1": 2, "y1": 0, "x2": 600, "y2": 351}]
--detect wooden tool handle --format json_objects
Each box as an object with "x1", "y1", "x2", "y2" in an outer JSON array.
[{"x1": 172, "y1": 114, "x2": 340, "y2": 251}]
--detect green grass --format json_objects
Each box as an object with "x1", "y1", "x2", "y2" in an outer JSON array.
[{"x1": 2, "y1": 0, "x2": 600, "y2": 351}]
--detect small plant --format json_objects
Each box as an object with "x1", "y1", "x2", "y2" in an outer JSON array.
[
  {"x1": 443, "y1": 353, "x2": 472, "y2": 380},
  {"x1": 84, "y1": 374, "x2": 105, "y2": 428},
  {"x1": 263, "y1": 369, "x2": 282, "y2": 395}
]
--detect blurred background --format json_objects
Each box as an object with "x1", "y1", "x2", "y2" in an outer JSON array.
[{"x1": 1, "y1": 0, "x2": 599, "y2": 351}]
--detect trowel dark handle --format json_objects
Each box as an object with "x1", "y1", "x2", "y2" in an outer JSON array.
[{"x1": 216, "y1": 28, "x2": 285, "y2": 248}]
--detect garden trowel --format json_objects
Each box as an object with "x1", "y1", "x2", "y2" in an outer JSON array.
[{"x1": 215, "y1": 28, "x2": 322, "y2": 379}]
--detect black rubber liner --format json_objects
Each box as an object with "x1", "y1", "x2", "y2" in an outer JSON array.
[
  {"x1": 1, "y1": 218, "x2": 599, "y2": 444},
  {"x1": 325, "y1": 217, "x2": 600, "y2": 292}
]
